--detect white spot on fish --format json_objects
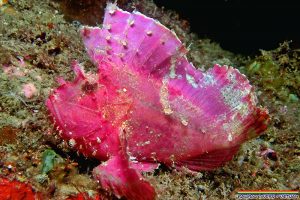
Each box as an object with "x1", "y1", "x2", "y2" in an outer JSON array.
[
  {"x1": 169, "y1": 57, "x2": 177, "y2": 79},
  {"x1": 104, "y1": 24, "x2": 111, "y2": 31},
  {"x1": 92, "y1": 150, "x2": 97, "y2": 156},
  {"x1": 186, "y1": 74, "x2": 198, "y2": 88},
  {"x1": 121, "y1": 40, "x2": 127, "y2": 48},
  {"x1": 128, "y1": 19, "x2": 135, "y2": 27},
  {"x1": 97, "y1": 137, "x2": 101, "y2": 144},
  {"x1": 146, "y1": 31, "x2": 152, "y2": 36},
  {"x1": 105, "y1": 35, "x2": 111, "y2": 41},
  {"x1": 202, "y1": 73, "x2": 215, "y2": 86},
  {"x1": 221, "y1": 85, "x2": 246, "y2": 109},
  {"x1": 180, "y1": 116, "x2": 189, "y2": 126}
]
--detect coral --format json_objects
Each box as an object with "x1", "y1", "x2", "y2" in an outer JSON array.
[
  {"x1": 0, "y1": 177, "x2": 41, "y2": 200},
  {"x1": 46, "y1": 3, "x2": 269, "y2": 200}
]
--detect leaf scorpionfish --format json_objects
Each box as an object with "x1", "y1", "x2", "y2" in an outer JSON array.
[{"x1": 46, "y1": 3, "x2": 269, "y2": 200}]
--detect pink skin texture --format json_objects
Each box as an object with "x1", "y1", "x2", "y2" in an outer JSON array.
[{"x1": 46, "y1": 3, "x2": 269, "y2": 200}]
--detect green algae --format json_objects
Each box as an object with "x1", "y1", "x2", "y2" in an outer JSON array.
[
  {"x1": 242, "y1": 41, "x2": 300, "y2": 103},
  {"x1": 41, "y1": 149, "x2": 58, "y2": 174}
]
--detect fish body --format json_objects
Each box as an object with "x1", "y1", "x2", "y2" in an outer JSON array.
[{"x1": 46, "y1": 4, "x2": 269, "y2": 200}]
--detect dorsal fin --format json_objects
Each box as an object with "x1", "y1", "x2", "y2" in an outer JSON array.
[{"x1": 81, "y1": 3, "x2": 187, "y2": 78}]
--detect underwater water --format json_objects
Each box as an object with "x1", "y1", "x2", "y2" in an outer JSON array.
[
  {"x1": 155, "y1": 0, "x2": 300, "y2": 55},
  {"x1": 0, "y1": 0, "x2": 299, "y2": 199}
]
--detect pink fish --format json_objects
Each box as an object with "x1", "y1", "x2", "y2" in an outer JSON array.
[{"x1": 46, "y1": 3, "x2": 269, "y2": 200}]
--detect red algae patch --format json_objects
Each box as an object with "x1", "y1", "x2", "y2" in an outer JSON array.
[
  {"x1": 0, "y1": 177, "x2": 41, "y2": 200},
  {"x1": 66, "y1": 192, "x2": 102, "y2": 200}
]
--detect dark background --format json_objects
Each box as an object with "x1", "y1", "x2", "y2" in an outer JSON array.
[{"x1": 154, "y1": 0, "x2": 300, "y2": 55}]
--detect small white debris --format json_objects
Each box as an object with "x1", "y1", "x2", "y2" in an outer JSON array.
[
  {"x1": 129, "y1": 156, "x2": 137, "y2": 162},
  {"x1": 69, "y1": 138, "x2": 76, "y2": 147},
  {"x1": 180, "y1": 117, "x2": 189, "y2": 126}
]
